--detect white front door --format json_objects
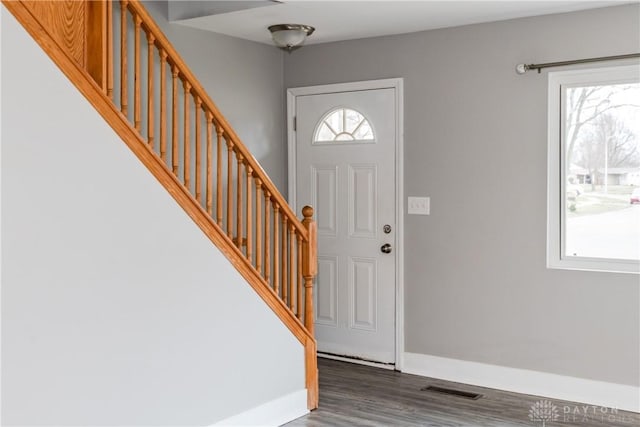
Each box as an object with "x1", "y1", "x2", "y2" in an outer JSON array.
[{"x1": 293, "y1": 87, "x2": 397, "y2": 364}]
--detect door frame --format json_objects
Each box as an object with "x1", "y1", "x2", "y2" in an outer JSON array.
[{"x1": 286, "y1": 78, "x2": 405, "y2": 370}]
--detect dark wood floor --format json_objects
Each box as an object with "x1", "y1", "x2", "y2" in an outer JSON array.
[{"x1": 286, "y1": 358, "x2": 640, "y2": 427}]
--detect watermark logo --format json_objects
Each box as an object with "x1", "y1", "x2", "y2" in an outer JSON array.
[
  {"x1": 527, "y1": 400, "x2": 635, "y2": 425},
  {"x1": 529, "y1": 400, "x2": 559, "y2": 427}
]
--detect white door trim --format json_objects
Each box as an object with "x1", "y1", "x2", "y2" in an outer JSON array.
[{"x1": 286, "y1": 78, "x2": 405, "y2": 370}]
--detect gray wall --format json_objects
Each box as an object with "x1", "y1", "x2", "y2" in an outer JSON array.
[
  {"x1": 143, "y1": 1, "x2": 287, "y2": 192},
  {"x1": 284, "y1": 4, "x2": 640, "y2": 386},
  {"x1": 1, "y1": 9, "x2": 305, "y2": 425}
]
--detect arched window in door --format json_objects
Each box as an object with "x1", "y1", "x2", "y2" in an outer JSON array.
[{"x1": 313, "y1": 107, "x2": 375, "y2": 143}]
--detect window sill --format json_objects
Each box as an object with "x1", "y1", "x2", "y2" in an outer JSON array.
[{"x1": 547, "y1": 257, "x2": 640, "y2": 274}]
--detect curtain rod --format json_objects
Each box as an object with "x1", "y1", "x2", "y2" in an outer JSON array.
[{"x1": 515, "y1": 53, "x2": 640, "y2": 74}]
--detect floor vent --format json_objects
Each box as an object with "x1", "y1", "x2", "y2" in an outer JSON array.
[{"x1": 420, "y1": 385, "x2": 482, "y2": 400}]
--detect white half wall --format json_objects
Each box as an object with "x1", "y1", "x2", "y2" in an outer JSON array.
[{"x1": 0, "y1": 9, "x2": 305, "y2": 426}]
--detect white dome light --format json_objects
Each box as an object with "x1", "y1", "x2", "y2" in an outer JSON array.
[{"x1": 268, "y1": 24, "x2": 315, "y2": 52}]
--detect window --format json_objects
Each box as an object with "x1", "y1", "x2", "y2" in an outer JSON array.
[
  {"x1": 314, "y1": 108, "x2": 374, "y2": 143},
  {"x1": 548, "y1": 64, "x2": 640, "y2": 273}
]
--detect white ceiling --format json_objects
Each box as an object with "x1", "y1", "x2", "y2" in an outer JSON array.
[{"x1": 172, "y1": 1, "x2": 634, "y2": 46}]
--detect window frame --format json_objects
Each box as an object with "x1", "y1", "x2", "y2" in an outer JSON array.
[
  {"x1": 547, "y1": 64, "x2": 640, "y2": 274},
  {"x1": 312, "y1": 106, "x2": 376, "y2": 145}
]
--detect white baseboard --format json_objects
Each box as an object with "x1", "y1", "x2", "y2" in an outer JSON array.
[
  {"x1": 403, "y1": 352, "x2": 640, "y2": 413},
  {"x1": 212, "y1": 389, "x2": 308, "y2": 427}
]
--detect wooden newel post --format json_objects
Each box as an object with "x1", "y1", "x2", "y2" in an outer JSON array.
[{"x1": 301, "y1": 206, "x2": 317, "y2": 335}]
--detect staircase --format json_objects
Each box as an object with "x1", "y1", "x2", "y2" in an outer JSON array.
[{"x1": 2, "y1": 0, "x2": 318, "y2": 410}]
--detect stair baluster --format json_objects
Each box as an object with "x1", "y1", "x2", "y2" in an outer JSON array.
[
  {"x1": 133, "y1": 14, "x2": 141, "y2": 131},
  {"x1": 195, "y1": 97, "x2": 202, "y2": 204},
  {"x1": 120, "y1": 0, "x2": 128, "y2": 116}
]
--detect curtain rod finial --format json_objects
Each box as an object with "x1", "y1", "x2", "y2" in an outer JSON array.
[{"x1": 515, "y1": 63, "x2": 528, "y2": 75}]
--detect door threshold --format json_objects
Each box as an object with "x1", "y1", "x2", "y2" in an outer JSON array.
[{"x1": 318, "y1": 352, "x2": 396, "y2": 371}]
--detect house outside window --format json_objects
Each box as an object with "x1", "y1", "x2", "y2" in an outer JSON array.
[{"x1": 547, "y1": 64, "x2": 640, "y2": 274}]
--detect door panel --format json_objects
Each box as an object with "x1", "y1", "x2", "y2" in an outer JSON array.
[
  {"x1": 316, "y1": 255, "x2": 338, "y2": 327},
  {"x1": 349, "y1": 256, "x2": 377, "y2": 331},
  {"x1": 295, "y1": 88, "x2": 396, "y2": 364},
  {"x1": 349, "y1": 164, "x2": 377, "y2": 238},
  {"x1": 311, "y1": 166, "x2": 338, "y2": 236}
]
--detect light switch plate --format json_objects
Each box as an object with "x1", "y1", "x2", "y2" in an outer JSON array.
[{"x1": 408, "y1": 196, "x2": 430, "y2": 215}]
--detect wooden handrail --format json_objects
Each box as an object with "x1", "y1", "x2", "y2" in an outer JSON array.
[
  {"x1": 113, "y1": 0, "x2": 313, "y2": 306},
  {"x1": 125, "y1": 1, "x2": 307, "y2": 238},
  {"x1": 3, "y1": 0, "x2": 318, "y2": 410}
]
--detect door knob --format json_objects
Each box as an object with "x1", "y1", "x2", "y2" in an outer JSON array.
[{"x1": 380, "y1": 243, "x2": 392, "y2": 254}]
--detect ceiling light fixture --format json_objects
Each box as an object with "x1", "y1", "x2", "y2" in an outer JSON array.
[{"x1": 268, "y1": 24, "x2": 315, "y2": 52}]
